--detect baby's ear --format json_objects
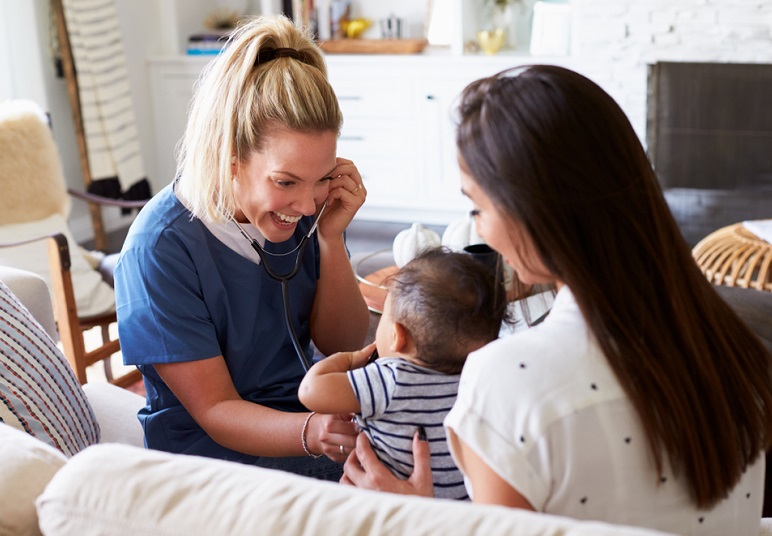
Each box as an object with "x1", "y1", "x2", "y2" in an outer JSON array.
[{"x1": 392, "y1": 321, "x2": 414, "y2": 354}]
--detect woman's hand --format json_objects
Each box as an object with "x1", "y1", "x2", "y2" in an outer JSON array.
[
  {"x1": 341, "y1": 431, "x2": 434, "y2": 497},
  {"x1": 306, "y1": 411, "x2": 359, "y2": 463},
  {"x1": 318, "y1": 157, "x2": 367, "y2": 240}
]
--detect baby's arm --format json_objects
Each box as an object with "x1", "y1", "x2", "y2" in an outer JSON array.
[{"x1": 299, "y1": 342, "x2": 376, "y2": 414}]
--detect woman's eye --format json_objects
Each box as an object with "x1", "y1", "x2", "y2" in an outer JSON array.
[
  {"x1": 470, "y1": 209, "x2": 480, "y2": 217},
  {"x1": 320, "y1": 176, "x2": 333, "y2": 183},
  {"x1": 276, "y1": 180, "x2": 294, "y2": 188}
]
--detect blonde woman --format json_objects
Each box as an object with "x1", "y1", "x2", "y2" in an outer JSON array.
[{"x1": 115, "y1": 15, "x2": 369, "y2": 480}]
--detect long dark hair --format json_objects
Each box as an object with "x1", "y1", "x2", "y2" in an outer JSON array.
[{"x1": 456, "y1": 64, "x2": 772, "y2": 508}]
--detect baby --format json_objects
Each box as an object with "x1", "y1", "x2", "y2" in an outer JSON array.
[{"x1": 299, "y1": 247, "x2": 509, "y2": 499}]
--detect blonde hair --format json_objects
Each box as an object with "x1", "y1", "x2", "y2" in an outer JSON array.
[{"x1": 176, "y1": 15, "x2": 342, "y2": 223}]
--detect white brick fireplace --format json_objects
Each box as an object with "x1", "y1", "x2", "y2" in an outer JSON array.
[{"x1": 571, "y1": 0, "x2": 772, "y2": 144}]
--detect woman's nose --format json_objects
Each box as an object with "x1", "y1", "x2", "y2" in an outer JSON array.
[{"x1": 296, "y1": 192, "x2": 318, "y2": 216}]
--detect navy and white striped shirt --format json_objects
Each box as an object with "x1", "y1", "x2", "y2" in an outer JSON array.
[{"x1": 348, "y1": 357, "x2": 467, "y2": 500}]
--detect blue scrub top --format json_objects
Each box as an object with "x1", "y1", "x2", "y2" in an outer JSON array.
[{"x1": 114, "y1": 184, "x2": 320, "y2": 463}]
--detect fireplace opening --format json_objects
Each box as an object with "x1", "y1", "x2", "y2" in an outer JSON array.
[{"x1": 646, "y1": 61, "x2": 772, "y2": 246}]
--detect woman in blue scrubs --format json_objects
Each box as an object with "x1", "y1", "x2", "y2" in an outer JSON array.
[{"x1": 114, "y1": 15, "x2": 370, "y2": 481}]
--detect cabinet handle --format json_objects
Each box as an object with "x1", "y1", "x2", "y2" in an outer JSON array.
[
  {"x1": 340, "y1": 135, "x2": 365, "y2": 141},
  {"x1": 338, "y1": 96, "x2": 363, "y2": 101}
]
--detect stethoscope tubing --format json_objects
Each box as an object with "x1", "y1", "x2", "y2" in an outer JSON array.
[
  {"x1": 250, "y1": 235, "x2": 313, "y2": 372},
  {"x1": 231, "y1": 201, "x2": 327, "y2": 373}
]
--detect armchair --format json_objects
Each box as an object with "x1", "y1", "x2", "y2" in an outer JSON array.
[{"x1": 0, "y1": 99, "x2": 144, "y2": 387}]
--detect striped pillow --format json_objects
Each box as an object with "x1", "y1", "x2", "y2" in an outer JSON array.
[{"x1": 0, "y1": 281, "x2": 99, "y2": 456}]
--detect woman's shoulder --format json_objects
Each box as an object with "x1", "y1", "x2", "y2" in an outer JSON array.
[
  {"x1": 458, "y1": 290, "x2": 623, "y2": 419},
  {"x1": 466, "y1": 289, "x2": 590, "y2": 373},
  {"x1": 124, "y1": 184, "x2": 201, "y2": 251}
]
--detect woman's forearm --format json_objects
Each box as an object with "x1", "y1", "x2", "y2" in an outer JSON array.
[
  {"x1": 201, "y1": 399, "x2": 311, "y2": 456},
  {"x1": 312, "y1": 235, "x2": 369, "y2": 354},
  {"x1": 155, "y1": 358, "x2": 310, "y2": 456}
]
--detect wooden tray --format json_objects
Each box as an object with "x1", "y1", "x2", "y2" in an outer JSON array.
[{"x1": 319, "y1": 38, "x2": 428, "y2": 55}]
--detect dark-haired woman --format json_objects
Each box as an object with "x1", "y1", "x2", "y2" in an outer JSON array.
[{"x1": 344, "y1": 65, "x2": 772, "y2": 535}]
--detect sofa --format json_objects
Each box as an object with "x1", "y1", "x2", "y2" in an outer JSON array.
[{"x1": 1, "y1": 265, "x2": 769, "y2": 536}]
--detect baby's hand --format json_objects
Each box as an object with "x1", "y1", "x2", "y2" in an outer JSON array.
[{"x1": 349, "y1": 342, "x2": 377, "y2": 370}]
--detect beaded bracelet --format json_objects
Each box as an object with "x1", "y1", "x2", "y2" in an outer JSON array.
[{"x1": 302, "y1": 411, "x2": 322, "y2": 459}]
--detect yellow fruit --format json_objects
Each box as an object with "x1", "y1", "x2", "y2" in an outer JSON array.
[{"x1": 343, "y1": 18, "x2": 372, "y2": 39}]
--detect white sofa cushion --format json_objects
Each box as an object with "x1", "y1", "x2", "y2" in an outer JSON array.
[
  {"x1": 0, "y1": 423, "x2": 67, "y2": 536},
  {"x1": 37, "y1": 443, "x2": 674, "y2": 536},
  {"x1": 0, "y1": 266, "x2": 57, "y2": 340},
  {"x1": 82, "y1": 382, "x2": 145, "y2": 447},
  {"x1": 0, "y1": 281, "x2": 99, "y2": 456},
  {"x1": 0, "y1": 213, "x2": 115, "y2": 318}
]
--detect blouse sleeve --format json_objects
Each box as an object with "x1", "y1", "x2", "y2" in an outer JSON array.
[{"x1": 444, "y1": 344, "x2": 552, "y2": 510}]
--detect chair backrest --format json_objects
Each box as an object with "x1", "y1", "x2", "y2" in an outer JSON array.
[
  {"x1": 0, "y1": 99, "x2": 116, "y2": 320},
  {"x1": 0, "y1": 99, "x2": 70, "y2": 226}
]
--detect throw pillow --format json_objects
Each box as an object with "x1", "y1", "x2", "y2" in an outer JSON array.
[
  {"x1": 0, "y1": 213, "x2": 115, "y2": 318},
  {"x1": 0, "y1": 423, "x2": 66, "y2": 536},
  {"x1": 0, "y1": 281, "x2": 99, "y2": 456}
]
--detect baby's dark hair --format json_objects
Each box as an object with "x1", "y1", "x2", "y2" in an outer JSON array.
[{"x1": 387, "y1": 247, "x2": 510, "y2": 374}]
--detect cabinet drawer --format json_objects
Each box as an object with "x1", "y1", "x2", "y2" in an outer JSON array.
[
  {"x1": 331, "y1": 77, "x2": 415, "y2": 119},
  {"x1": 337, "y1": 118, "x2": 415, "y2": 156}
]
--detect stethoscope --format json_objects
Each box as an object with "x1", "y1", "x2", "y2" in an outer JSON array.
[{"x1": 230, "y1": 200, "x2": 328, "y2": 373}]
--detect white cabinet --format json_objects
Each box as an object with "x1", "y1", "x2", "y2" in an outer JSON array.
[
  {"x1": 148, "y1": 56, "x2": 211, "y2": 184},
  {"x1": 148, "y1": 51, "x2": 569, "y2": 224},
  {"x1": 329, "y1": 69, "x2": 421, "y2": 213},
  {"x1": 326, "y1": 52, "x2": 537, "y2": 224}
]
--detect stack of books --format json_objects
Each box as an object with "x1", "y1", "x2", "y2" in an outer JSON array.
[{"x1": 186, "y1": 34, "x2": 228, "y2": 55}]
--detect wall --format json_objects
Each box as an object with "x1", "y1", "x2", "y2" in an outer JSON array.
[
  {"x1": 5, "y1": 0, "x2": 772, "y2": 241},
  {"x1": 572, "y1": 0, "x2": 772, "y2": 145}
]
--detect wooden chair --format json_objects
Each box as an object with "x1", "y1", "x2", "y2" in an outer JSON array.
[
  {"x1": 0, "y1": 234, "x2": 141, "y2": 388},
  {"x1": 46, "y1": 234, "x2": 141, "y2": 388}
]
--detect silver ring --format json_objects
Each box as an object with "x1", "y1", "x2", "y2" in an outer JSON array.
[{"x1": 339, "y1": 444, "x2": 345, "y2": 455}]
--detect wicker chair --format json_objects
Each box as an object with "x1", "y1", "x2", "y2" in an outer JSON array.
[{"x1": 692, "y1": 222, "x2": 772, "y2": 292}]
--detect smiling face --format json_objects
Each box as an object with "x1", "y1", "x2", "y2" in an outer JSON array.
[
  {"x1": 460, "y1": 167, "x2": 557, "y2": 287},
  {"x1": 232, "y1": 128, "x2": 338, "y2": 243}
]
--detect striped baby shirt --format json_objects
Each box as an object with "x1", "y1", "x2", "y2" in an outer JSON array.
[{"x1": 348, "y1": 357, "x2": 467, "y2": 500}]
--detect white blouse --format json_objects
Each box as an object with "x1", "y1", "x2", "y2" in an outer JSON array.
[{"x1": 445, "y1": 286, "x2": 764, "y2": 536}]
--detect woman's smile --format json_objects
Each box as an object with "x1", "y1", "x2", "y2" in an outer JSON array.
[
  {"x1": 271, "y1": 210, "x2": 303, "y2": 227},
  {"x1": 233, "y1": 128, "x2": 337, "y2": 242}
]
